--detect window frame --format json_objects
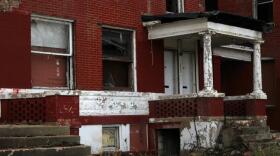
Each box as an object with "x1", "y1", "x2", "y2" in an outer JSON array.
[
  {"x1": 31, "y1": 14, "x2": 74, "y2": 89},
  {"x1": 102, "y1": 126, "x2": 120, "y2": 151},
  {"x1": 102, "y1": 25, "x2": 137, "y2": 92}
]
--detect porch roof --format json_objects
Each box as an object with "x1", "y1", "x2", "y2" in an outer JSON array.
[{"x1": 142, "y1": 11, "x2": 272, "y2": 32}]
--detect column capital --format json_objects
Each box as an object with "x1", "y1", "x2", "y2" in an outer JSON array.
[
  {"x1": 252, "y1": 40, "x2": 265, "y2": 44},
  {"x1": 198, "y1": 30, "x2": 216, "y2": 36}
]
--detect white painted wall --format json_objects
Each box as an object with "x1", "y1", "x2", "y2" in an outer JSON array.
[
  {"x1": 180, "y1": 121, "x2": 223, "y2": 150},
  {"x1": 80, "y1": 124, "x2": 130, "y2": 154},
  {"x1": 80, "y1": 125, "x2": 102, "y2": 154}
]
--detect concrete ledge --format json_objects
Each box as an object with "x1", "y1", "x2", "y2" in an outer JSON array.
[
  {"x1": 0, "y1": 145, "x2": 91, "y2": 156},
  {"x1": 0, "y1": 125, "x2": 69, "y2": 137},
  {"x1": 0, "y1": 135, "x2": 80, "y2": 149}
]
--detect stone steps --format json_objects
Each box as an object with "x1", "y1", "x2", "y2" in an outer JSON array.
[
  {"x1": 0, "y1": 135, "x2": 80, "y2": 149},
  {"x1": 0, "y1": 125, "x2": 91, "y2": 156},
  {"x1": 0, "y1": 125, "x2": 69, "y2": 137},
  {"x1": 0, "y1": 145, "x2": 91, "y2": 156},
  {"x1": 223, "y1": 118, "x2": 280, "y2": 155}
]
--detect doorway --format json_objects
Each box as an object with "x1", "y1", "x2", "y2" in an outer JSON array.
[
  {"x1": 157, "y1": 129, "x2": 180, "y2": 156},
  {"x1": 164, "y1": 50, "x2": 197, "y2": 95}
]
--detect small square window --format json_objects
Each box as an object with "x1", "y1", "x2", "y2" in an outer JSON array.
[{"x1": 102, "y1": 127, "x2": 119, "y2": 150}]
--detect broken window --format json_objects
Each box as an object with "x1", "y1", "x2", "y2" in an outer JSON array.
[
  {"x1": 166, "y1": 0, "x2": 178, "y2": 13},
  {"x1": 205, "y1": 0, "x2": 218, "y2": 11},
  {"x1": 102, "y1": 127, "x2": 119, "y2": 150},
  {"x1": 257, "y1": 0, "x2": 273, "y2": 23},
  {"x1": 31, "y1": 16, "x2": 73, "y2": 88},
  {"x1": 102, "y1": 28, "x2": 134, "y2": 91}
]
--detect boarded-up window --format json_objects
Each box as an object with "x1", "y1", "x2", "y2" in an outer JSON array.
[
  {"x1": 102, "y1": 28, "x2": 134, "y2": 91},
  {"x1": 31, "y1": 16, "x2": 73, "y2": 88},
  {"x1": 102, "y1": 127, "x2": 119, "y2": 150}
]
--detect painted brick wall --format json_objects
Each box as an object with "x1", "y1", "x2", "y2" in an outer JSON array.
[
  {"x1": 184, "y1": 0, "x2": 205, "y2": 12},
  {"x1": 0, "y1": 11, "x2": 31, "y2": 88},
  {"x1": 218, "y1": 0, "x2": 253, "y2": 17},
  {"x1": 14, "y1": 0, "x2": 164, "y2": 92}
]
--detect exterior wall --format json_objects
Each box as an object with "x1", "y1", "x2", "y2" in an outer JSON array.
[
  {"x1": 0, "y1": 12, "x2": 31, "y2": 88},
  {"x1": 148, "y1": 119, "x2": 223, "y2": 154},
  {"x1": 261, "y1": 0, "x2": 280, "y2": 130},
  {"x1": 218, "y1": 0, "x2": 253, "y2": 17},
  {"x1": 1, "y1": 0, "x2": 166, "y2": 92}
]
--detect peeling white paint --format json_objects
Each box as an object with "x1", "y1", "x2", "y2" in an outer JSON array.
[
  {"x1": 181, "y1": 121, "x2": 223, "y2": 150},
  {"x1": 251, "y1": 41, "x2": 267, "y2": 99},
  {"x1": 80, "y1": 124, "x2": 130, "y2": 154},
  {"x1": 0, "y1": 89, "x2": 162, "y2": 116}
]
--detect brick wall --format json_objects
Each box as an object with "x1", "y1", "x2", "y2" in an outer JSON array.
[
  {"x1": 261, "y1": 0, "x2": 280, "y2": 130},
  {"x1": 218, "y1": 0, "x2": 253, "y2": 17},
  {"x1": 184, "y1": 0, "x2": 205, "y2": 12},
  {"x1": 12, "y1": 0, "x2": 165, "y2": 92}
]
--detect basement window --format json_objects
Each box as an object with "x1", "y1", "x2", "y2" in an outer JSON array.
[
  {"x1": 102, "y1": 127, "x2": 120, "y2": 150},
  {"x1": 31, "y1": 16, "x2": 73, "y2": 88},
  {"x1": 257, "y1": 0, "x2": 273, "y2": 23},
  {"x1": 102, "y1": 27, "x2": 134, "y2": 91}
]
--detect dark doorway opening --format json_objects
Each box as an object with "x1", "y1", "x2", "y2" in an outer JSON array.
[
  {"x1": 221, "y1": 58, "x2": 252, "y2": 96},
  {"x1": 205, "y1": 0, "x2": 218, "y2": 11},
  {"x1": 157, "y1": 129, "x2": 180, "y2": 156}
]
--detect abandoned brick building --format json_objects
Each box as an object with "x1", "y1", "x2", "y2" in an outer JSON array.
[{"x1": 0, "y1": 0, "x2": 279, "y2": 155}]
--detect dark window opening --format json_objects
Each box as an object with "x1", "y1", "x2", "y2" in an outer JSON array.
[
  {"x1": 166, "y1": 0, "x2": 178, "y2": 13},
  {"x1": 257, "y1": 0, "x2": 273, "y2": 23},
  {"x1": 102, "y1": 28, "x2": 133, "y2": 91},
  {"x1": 205, "y1": 0, "x2": 218, "y2": 11}
]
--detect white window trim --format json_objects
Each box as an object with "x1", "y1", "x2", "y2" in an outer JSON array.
[
  {"x1": 178, "y1": 0, "x2": 185, "y2": 13},
  {"x1": 102, "y1": 25, "x2": 137, "y2": 92},
  {"x1": 31, "y1": 14, "x2": 74, "y2": 89}
]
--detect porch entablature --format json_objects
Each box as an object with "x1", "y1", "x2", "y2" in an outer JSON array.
[{"x1": 145, "y1": 17, "x2": 263, "y2": 41}]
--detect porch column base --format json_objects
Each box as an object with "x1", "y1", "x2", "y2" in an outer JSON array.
[
  {"x1": 250, "y1": 90, "x2": 267, "y2": 99},
  {"x1": 198, "y1": 89, "x2": 225, "y2": 98},
  {"x1": 197, "y1": 97, "x2": 224, "y2": 116}
]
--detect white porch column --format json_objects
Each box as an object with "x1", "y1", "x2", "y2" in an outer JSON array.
[
  {"x1": 202, "y1": 31, "x2": 214, "y2": 91},
  {"x1": 251, "y1": 41, "x2": 267, "y2": 99},
  {"x1": 198, "y1": 31, "x2": 223, "y2": 97}
]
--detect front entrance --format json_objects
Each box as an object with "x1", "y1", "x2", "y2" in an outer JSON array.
[
  {"x1": 157, "y1": 129, "x2": 180, "y2": 156},
  {"x1": 164, "y1": 50, "x2": 196, "y2": 95}
]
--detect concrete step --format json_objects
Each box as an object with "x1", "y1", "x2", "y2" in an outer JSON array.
[
  {"x1": 0, "y1": 135, "x2": 80, "y2": 149},
  {"x1": 240, "y1": 133, "x2": 273, "y2": 142},
  {"x1": 238, "y1": 126, "x2": 270, "y2": 135},
  {"x1": 0, "y1": 145, "x2": 91, "y2": 156},
  {"x1": 248, "y1": 140, "x2": 278, "y2": 149},
  {"x1": 271, "y1": 132, "x2": 280, "y2": 140},
  {"x1": 228, "y1": 119, "x2": 267, "y2": 128},
  {"x1": 0, "y1": 125, "x2": 69, "y2": 137}
]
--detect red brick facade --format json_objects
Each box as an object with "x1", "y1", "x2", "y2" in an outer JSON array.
[{"x1": 5, "y1": 0, "x2": 167, "y2": 92}]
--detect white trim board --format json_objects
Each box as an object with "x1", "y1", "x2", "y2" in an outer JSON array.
[
  {"x1": 213, "y1": 47, "x2": 252, "y2": 62},
  {"x1": 147, "y1": 18, "x2": 262, "y2": 41}
]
